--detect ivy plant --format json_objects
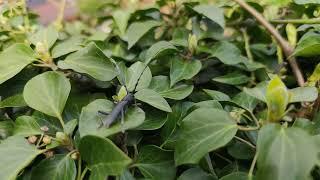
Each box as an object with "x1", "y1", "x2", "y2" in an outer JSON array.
[{"x1": 1, "y1": 0, "x2": 320, "y2": 180}]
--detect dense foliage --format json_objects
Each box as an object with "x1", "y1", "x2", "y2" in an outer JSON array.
[{"x1": 1, "y1": 0, "x2": 320, "y2": 179}]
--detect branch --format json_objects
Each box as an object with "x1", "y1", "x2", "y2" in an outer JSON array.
[
  {"x1": 232, "y1": 0, "x2": 305, "y2": 87},
  {"x1": 271, "y1": 18, "x2": 320, "y2": 24}
]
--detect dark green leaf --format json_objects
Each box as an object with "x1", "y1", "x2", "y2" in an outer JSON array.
[
  {"x1": 135, "y1": 89, "x2": 172, "y2": 112},
  {"x1": 0, "y1": 94, "x2": 26, "y2": 108},
  {"x1": 192, "y1": 5, "x2": 225, "y2": 29},
  {"x1": 170, "y1": 57, "x2": 202, "y2": 86},
  {"x1": 213, "y1": 73, "x2": 250, "y2": 85},
  {"x1": 178, "y1": 168, "x2": 217, "y2": 180}
]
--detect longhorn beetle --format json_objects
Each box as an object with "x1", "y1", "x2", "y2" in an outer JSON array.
[{"x1": 97, "y1": 62, "x2": 147, "y2": 129}]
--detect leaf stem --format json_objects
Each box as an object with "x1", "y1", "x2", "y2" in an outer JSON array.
[
  {"x1": 57, "y1": 114, "x2": 66, "y2": 132},
  {"x1": 271, "y1": 18, "x2": 320, "y2": 24},
  {"x1": 248, "y1": 151, "x2": 258, "y2": 180},
  {"x1": 205, "y1": 154, "x2": 215, "y2": 175},
  {"x1": 80, "y1": 167, "x2": 89, "y2": 180},
  {"x1": 232, "y1": 0, "x2": 305, "y2": 87},
  {"x1": 241, "y1": 28, "x2": 254, "y2": 62},
  {"x1": 234, "y1": 136, "x2": 256, "y2": 149},
  {"x1": 77, "y1": 157, "x2": 82, "y2": 180}
]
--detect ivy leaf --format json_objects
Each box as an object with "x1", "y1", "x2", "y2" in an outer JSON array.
[
  {"x1": 178, "y1": 168, "x2": 217, "y2": 180},
  {"x1": 135, "y1": 108, "x2": 167, "y2": 130},
  {"x1": 149, "y1": 76, "x2": 194, "y2": 100},
  {"x1": 175, "y1": 108, "x2": 237, "y2": 165},
  {"x1": 30, "y1": 154, "x2": 76, "y2": 180},
  {"x1": 23, "y1": 71, "x2": 71, "y2": 119},
  {"x1": 203, "y1": 89, "x2": 231, "y2": 101},
  {"x1": 79, "y1": 135, "x2": 132, "y2": 177},
  {"x1": 0, "y1": 136, "x2": 44, "y2": 180},
  {"x1": 145, "y1": 41, "x2": 177, "y2": 65},
  {"x1": 0, "y1": 43, "x2": 36, "y2": 84},
  {"x1": 58, "y1": 42, "x2": 117, "y2": 81},
  {"x1": 0, "y1": 94, "x2": 27, "y2": 108},
  {"x1": 124, "y1": 61, "x2": 151, "y2": 92},
  {"x1": 204, "y1": 41, "x2": 242, "y2": 65},
  {"x1": 134, "y1": 145, "x2": 176, "y2": 180},
  {"x1": 29, "y1": 26, "x2": 58, "y2": 49},
  {"x1": 192, "y1": 5, "x2": 225, "y2": 29},
  {"x1": 126, "y1": 20, "x2": 161, "y2": 49},
  {"x1": 266, "y1": 76, "x2": 290, "y2": 122},
  {"x1": 256, "y1": 124, "x2": 318, "y2": 180},
  {"x1": 212, "y1": 73, "x2": 250, "y2": 85},
  {"x1": 79, "y1": 99, "x2": 145, "y2": 137},
  {"x1": 13, "y1": 116, "x2": 42, "y2": 136},
  {"x1": 170, "y1": 57, "x2": 202, "y2": 86},
  {"x1": 293, "y1": 32, "x2": 320, "y2": 57},
  {"x1": 135, "y1": 89, "x2": 172, "y2": 112}
]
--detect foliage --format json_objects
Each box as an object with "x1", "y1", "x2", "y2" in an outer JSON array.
[{"x1": 1, "y1": 0, "x2": 320, "y2": 179}]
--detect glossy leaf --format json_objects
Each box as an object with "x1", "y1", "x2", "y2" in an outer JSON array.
[
  {"x1": 31, "y1": 154, "x2": 76, "y2": 180},
  {"x1": 135, "y1": 89, "x2": 172, "y2": 112},
  {"x1": 170, "y1": 57, "x2": 202, "y2": 86},
  {"x1": 0, "y1": 136, "x2": 44, "y2": 180},
  {"x1": 23, "y1": 72, "x2": 71, "y2": 119},
  {"x1": 256, "y1": 124, "x2": 318, "y2": 180},
  {"x1": 126, "y1": 20, "x2": 161, "y2": 49},
  {"x1": 0, "y1": 43, "x2": 36, "y2": 84},
  {"x1": 58, "y1": 42, "x2": 117, "y2": 81},
  {"x1": 175, "y1": 108, "x2": 238, "y2": 165},
  {"x1": 79, "y1": 135, "x2": 131, "y2": 176}
]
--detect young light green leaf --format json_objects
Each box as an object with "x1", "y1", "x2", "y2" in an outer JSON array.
[
  {"x1": 289, "y1": 87, "x2": 318, "y2": 102},
  {"x1": 192, "y1": 5, "x2": 225, "y2": 29},
  {"x1": 266, "y1": 76, "x2": 290, "y2": 122},
  {"x1": 79, "y1": 135, "x2": 132, "y2": 176},
  {"x1": 212, "y1": 73, "x2": 250, "y2": 85},
  {"x1": 0, "y1": 43, "x2": 36, "y2": 84},
  {"x1": 170, "y1": 57, "x2": 202, "y2": 86},
  {"x1": 23, "y1": 72, "x2": 71, "y2": 119},
  {"x1": 134, "y1": 145, "x2": 176, "y2": 180},
  {"x1": 13, "y1": 116, "x2": 42, "y2": 136},
  {"x1": 29, "y1": 26, "x2": 58, "y2": 49},
  {"x1": 0, "y1": 94, "x2": 27, "y2": 108},
  {"x1": 79, "y1": 99, "x2": 145, "y2": 137},
  {"x1": 58, "y1": 42, "x2": 117, "y2": 81},
  {"x1": 256, "y1": 124, "x2": 318, "y2": 180},
  {"x1": 135, "y1": 89, "x2": 172, "y2": 112},
  {"x1": 30, "y1": 154, "x2": 76, "y2": 180},
  {"x1": 0, "y1": 136, "x2": 44, "y2": 180},
  {"x1": 145, "y1": 41, "x2": 177, "y2": 64},
  {"x1": 175, "y1": 108, "x2": 237, "y2": 165},
  {"x1": 126, "y1": 20, "x2": 161, "y2": 49}
]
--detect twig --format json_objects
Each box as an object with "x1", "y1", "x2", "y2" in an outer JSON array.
[
  {"x1": 248, "y1": 151, "x2": 258, "y2": 180},
  {"x1": 271, "y1": 18, "x2": 320, "y2": 24},
  {"x1": 234, "y1": 136, "x2": 256, "y2": 149},
  {"x1": 232, "y1": 0, "x2": 305, "y2": 87}
]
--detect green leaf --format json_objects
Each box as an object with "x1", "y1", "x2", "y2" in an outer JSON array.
[
  {"x1": 289, "y1": 87, "x2": 318, "y2": 102},
  {"x1": 0, "y1": 136, "x2": 44, "y2": 180},
  {"x1": 232, "y1": 92, "x2": 259, "y2": 112},
  {"x1": 145, "y1": 41, "x2": 177, "y2": 64},
  {"x1": 135, "y1": 89, "x2": 172, "y2": 112},
  {"x1": 178, "y1": 168, "x2": 216, "y2": 180},
  {"x1": 79, "y1": 135, "x2": 132, "y2": 176},
  {"x1": 13, "y1": 116, "x2": 42, "y2": 136},
  {"x1": 212, "y1": 73, "x2": 250, "y2": 85},
  {"x1": 30, "y1": 154, "x2": 76, "y2": 180},
  {"x1": 0, "y1": 43, "x2": 36, "y2": 84},
  {"x1": 170, "y1": 57, "x2": 202, "y2": 86},
  {"x1": 0, "y1": 120, "x2": 14, "y2": 139},
  {"x1": 23, "y1": 71, "x2": 71, "y2": 119},
  {"x1": 51, "y1": 36, "x2": 83, "y2": 58},
  {"x1": 58, "y1": 42, "x2": 117, "y2": 81},
  {"x1": 65, "y1": 119, "x2": 78, "y2": 135},
  {"x1": 175, "y1": 108, "x2": 237, "y2": 165},
  {"x1": 192, "y1": 5, "x2": 225, "y2": 29},
  {"x1": 78, "y1": 0, "x2": 109, "y2": 13},
  {"x1": 205, "y1": 41, "x2": 242, "y2": 65},
  {"x1": 203, "y1": 89, "x2": 231, "y2": 101},
  {"x1": 293, "y1": 32, "x2": 320, "y2": 57},
  {"x1": 124, "y1": 61, "x2": 151, "y2": 92},
  {"x1": 126, "y1": 20, "x2": 161, "y2": 49},
  {"x1": 227, "y1": 140, "x2": 255, "y2": 160},
  {"x1": 266, "y1": 76, "x2": 290, "y2": 122},
  {"x1": 294, "y1": 0, "x2": 320, "y2": 4},
  {"x1": 149, "y1": 76, "x2": 193, "y2": 100},
  {"x1": 220, "y1": 172, "x2": 250, "y2": 180},
  {"x1": 112, "y1": 10, "x2": 131, "y2": 36},
  {"x1": 79, "y1": 99, "x2": 145, "y2": 137},
  {"x1": 256, "y1": 124, "x2": 318, "y2": 180},
  {"x1": 0, "y1": 94, "x2": 27, "y2": 108},
  {"x1": 29, "y1": 26, "x2": 58, "y2": 49},
  {"x1": 243, "y1": 82, "x2": 268, "y2": 102},
  {"x1": 134, "y1": 145, "x2": 176, "y2": 180},
  {"x1": 135, "y1": 109, "x2": 167, "y2": 130}
]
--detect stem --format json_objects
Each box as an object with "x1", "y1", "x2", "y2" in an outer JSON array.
[
  {"x1": 215, "y1": 153, "x2": 232, "y2": 164},
  {"x1": 271, "y1": 18, "x2": 320, "y2": 24},
  {"x1": 234, "y1": 136, "x2": 256, "y2": 149},
  {"x1": 21, "y1": 0, "x2": 30, "y2": 30},
  {"x1": 248, "y1": 151, "x2": 258, "y2": 180},
  {"x1": 77, "y1": 157, "x2": 82, "y2": 180},
  {"x1": 80, "y1": 167, "x2": 89, "y2": 180},
  {"x1": 237, "y1": 125, "x2": 259, "y2": 131},
  {"x1": 241, "y1": 28, "x2": 254, "y2": 62},
  {"x1": 36, "y1": 133, "x2": 44, "y2": 147},
  {"x1": 57, "y1": 114, "x2": 66, "y2": 132},
  {"x1": 205, "y1": 154, "x2": 215, "y2": 174},
  {"x1": 232, "y1": 0, "x2": 305, "y2": 87}
]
